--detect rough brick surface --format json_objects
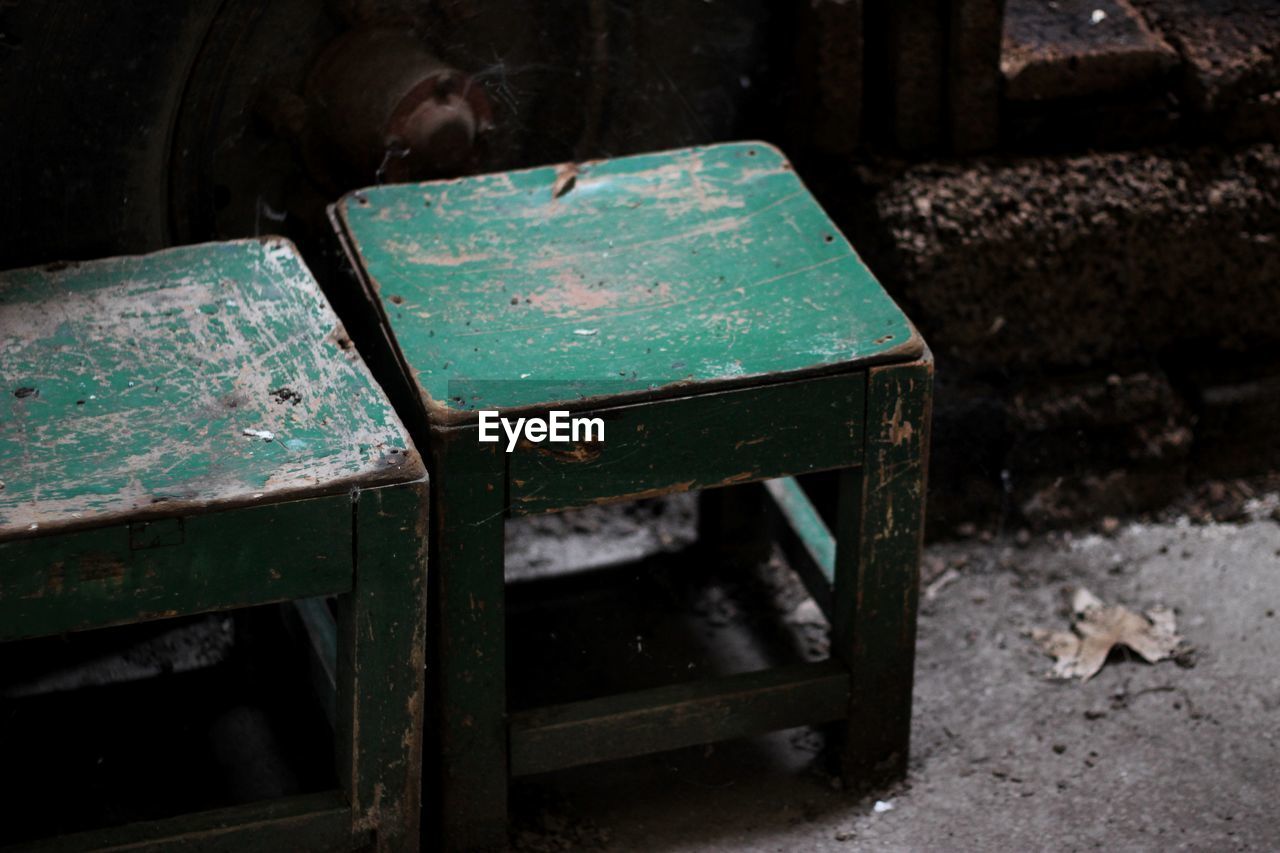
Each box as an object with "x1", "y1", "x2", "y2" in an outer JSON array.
[
  {"x1": 923, "y1": 368, "x2": 1200, "y2": 534},
  {"x1": 1006, "y1": 369, "x2": 1193, "y2": 528},
  {"x1": 1002, "y1": 0, "x2": 1178, "y2": 101},
  {"x1": 1216, "y1": 91, "x2": 1280, "y2": 145},
  {"x1": 1182, "y1": 357, "x2": 1280, "y2": 479},
  {"x1": 1134, "y1": 0, "x2": 1280, "y2": 111},
  {"x1": 925, "y1": 377, "x2": 1011, "y2": 536},
  {"x1": 861, "y1": 144, "x2": 1280, "y2": 370},
  {"x1": 1003, "y1": 92, "x2": 1181, "y2": 152},
  {"x1": 1018, "y1": 463, "x2": 1189, "y2": 528}
]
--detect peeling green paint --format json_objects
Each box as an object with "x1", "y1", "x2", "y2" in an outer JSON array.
[
  {"x1": 0, "y1": 239, "x2": 418, "y2": 538},
  {"x1": 334, "y1": 141, "x2": 920, "y2": 414}
]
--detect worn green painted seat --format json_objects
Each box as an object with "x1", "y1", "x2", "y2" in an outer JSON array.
[
  {"x1": 332, "y1": 142, "x2": 932, "y2": 851},
  {"x1": 0, "y1": 240, "x2": 427, "y2": 852}
]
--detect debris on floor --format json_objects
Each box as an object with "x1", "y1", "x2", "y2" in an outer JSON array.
[
  {"x1": 503, "y1": 506, "x2": 1280, "y2": 850},
  {"x1": 924, "y1": 567, "x2": 962, "y2": 601},
  {"x1": 1032, "y1": 587, "x2": 1182, "y2": 681}
]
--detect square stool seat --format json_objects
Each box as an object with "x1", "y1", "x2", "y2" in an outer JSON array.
[
  {"x1": 0, "y1": 240, "x2": 428, "y2": 851},
  {"x1": 332, "y1": 141, "x2": 921, "y2": 419},
  {"x1": 332, "y1": 142, "x2": 932, "y2": 852}
]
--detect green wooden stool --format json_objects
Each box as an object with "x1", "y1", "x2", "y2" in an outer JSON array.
[
  {"x1": 0, "y1": 240, "x2": 427, "y2": 852},
  {"x1": 331, "y1": 142, "x2": 932, "y2": 850}
]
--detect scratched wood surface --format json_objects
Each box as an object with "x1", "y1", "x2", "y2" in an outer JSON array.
[
  {"x1": 333, "y1": 141, "x2": 921, "y2": 419},
  {"x1": 833, "y1": 352, "x2": 933, "y2": 789},
  {"x1": 0, "y1": 239, "x2": 421, "y2": 540}
]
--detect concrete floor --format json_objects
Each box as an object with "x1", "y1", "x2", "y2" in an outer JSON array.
[
  {"x1": 4, "y1": 492, "x2": 1276, "y2": 849},
  {"x1": 507, "y1": 502, "x2": 1280, "y2": 851}
]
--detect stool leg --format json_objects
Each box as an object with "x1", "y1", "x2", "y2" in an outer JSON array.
[
  {"x1": 338, "y1": 480, "x2": 430, "y2": 852},
  {"x1": 830, "y1": 356, "x2": 932, "y2": 790},
  {"x1": 432, "y1": 432, "x2": 508, "y2": 851}
]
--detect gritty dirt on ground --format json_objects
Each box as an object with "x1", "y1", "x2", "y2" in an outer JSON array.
[{"x1": 505, "y1": 494, "x2": 1280, "y2": 852}]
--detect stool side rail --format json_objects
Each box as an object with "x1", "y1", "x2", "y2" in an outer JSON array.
[{"x1": 0, "y1": 494, "x2": 355, "y2": 643}]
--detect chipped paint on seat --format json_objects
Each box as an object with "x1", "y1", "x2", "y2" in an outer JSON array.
[
  {"x1": 333, "y1": 141, "x2": 921, "y2": 419},
  {"x1": 0, "y1": 239, "x2": 422, "y2": 540}
]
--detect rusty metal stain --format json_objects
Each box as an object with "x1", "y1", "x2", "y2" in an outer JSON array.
[
  {"x1": 78, "y1": 553, "x2": 126, "y2": 583},
  {"x1": 888, "y1": 398, "x2": 916, "y2": 446}
]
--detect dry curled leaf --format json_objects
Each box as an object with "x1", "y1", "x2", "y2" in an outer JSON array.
[{"x1": 1031, "y1": 588, "x2": 1182, "y2": 681}]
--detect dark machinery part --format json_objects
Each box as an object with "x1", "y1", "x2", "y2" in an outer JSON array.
[
  {"x1": 0, "y1": 1, "x2": 497, "y2": 265},
  {"x1": 302, "y1": 27, "x2": 493, "y2": 185},
  {"x1": 0, "y1": 0, "x2": 779, "y2": 270},
  {"x1": 168, "y1": 5, "x2": 494, "y2": 250}
]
